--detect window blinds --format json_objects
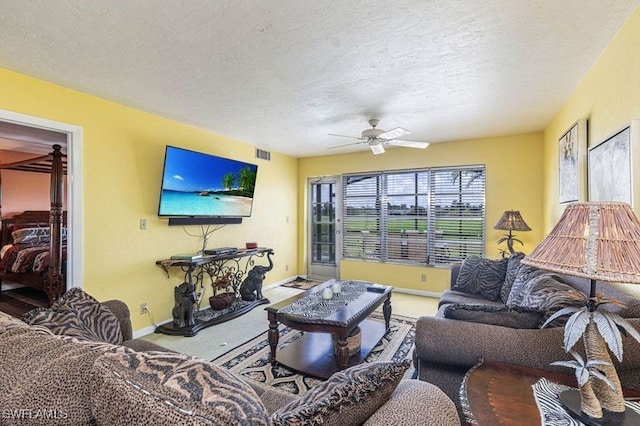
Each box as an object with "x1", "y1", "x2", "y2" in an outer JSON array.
[{"x1": 342, "y1": 166, "x2": 485, "y2": 266}]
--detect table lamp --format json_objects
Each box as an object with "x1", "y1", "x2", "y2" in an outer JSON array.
[
  {"x1": 521, "y1": 202, "x2": 640, "y2": 424},
  {"x1": 493, "y1": 210, "x2": 531, "y2": 255}
]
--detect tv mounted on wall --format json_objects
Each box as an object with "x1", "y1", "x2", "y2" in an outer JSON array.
[{"x1": 158, "y1": 145, "x2": 258, "y2": 225}]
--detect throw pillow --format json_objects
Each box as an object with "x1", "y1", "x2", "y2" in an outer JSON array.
[
  {"x1": 453, "y1": 256, "x2": 508, "y2": 301},
  {"x1": 91, "y1": 351, "x2": 271, "y2": 426},
  {"x1": 443, "y1": 303, "x2": 543, "y2": 329},
  {"x1": 272, "y1": 360, "x2": 411, "y2": 426},
  {"x1": 506, "y1": 264, "x2": 546, "y2": 307},
  {"x1": 500, "y1": 252, "x2": 525, "y2": 303},
  {"x1": 22, "y1": 288, "x2": 123, "y2": 344},
  {"x1": 517, "y1": 274, "x2": 587, "y2": 327},
  {"x1": 11, "y1": 226, "x2": 50, "y2": 244}
]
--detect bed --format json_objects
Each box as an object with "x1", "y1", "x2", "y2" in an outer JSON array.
[{"x1": 0, "y1": 145, "x2": 66, "y2": 306}]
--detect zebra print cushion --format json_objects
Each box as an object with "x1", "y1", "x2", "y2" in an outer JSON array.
[
  {"x1": 22, "y1": 288, "x2": 123, "y2": 344},
  {"x1": 91, "y1": 350, "x2": 270, "y2": 425},
  {"x1": 506, "y1": 265, "x2": 546, "y2": 307},
  {"x1": 443, "y1": 303, "x2": 543, "y2": 329},
  {"x1": 453, "y1": 256, "x2": 508, "y2": 301},
  {"x1": 272, "y1": 360, "x2": 410, "y2": 426},
  {"x1": 500, "y1": 252, "x2": 525, "y2": 303},
  {"x1": 516, "y1": 273, "x2": 587, "y2": 326}
]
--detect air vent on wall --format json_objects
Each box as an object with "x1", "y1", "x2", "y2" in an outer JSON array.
[{"x1": 256, "y1": 148, "x2": 271, "y2": 161}]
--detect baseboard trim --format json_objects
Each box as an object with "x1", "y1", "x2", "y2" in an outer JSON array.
[{"x1": 391, "y1": 287, "x2": 443, "y2": 299}]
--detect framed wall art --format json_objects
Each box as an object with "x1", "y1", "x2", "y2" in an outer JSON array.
[
  {"x1": 558, "y1": 119, "x2": 587, "y2": 204},
  {"x1": 588, "y1": 123, "x2": 635, "y2": 205}
]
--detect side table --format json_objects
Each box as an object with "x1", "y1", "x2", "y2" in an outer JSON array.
[{"x1": 461, "y1": 359, "x2": 640, "y2": 425}]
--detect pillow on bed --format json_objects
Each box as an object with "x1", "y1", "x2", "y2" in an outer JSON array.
[
  {"x1": 10, "y1": 226, "x2": 67, "y2": 245},
  {"x1": 11, "y1": 227, "x2": 50, "y2": 244}
]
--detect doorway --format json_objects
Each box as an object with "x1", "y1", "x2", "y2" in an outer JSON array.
[
  {"x1": 0, "y1": 109, "x2": 83, "y2": 313},
  {"x1": 307, "y1": 177, "x2": 340, "y2": 280}
]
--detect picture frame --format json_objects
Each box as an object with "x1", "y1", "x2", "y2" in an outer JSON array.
[
  {"x1": 558, "y1": 119, "x2": 587, "y2": 204},
  {"x1": 588, "y1": 123, "x2": 635, "y2": 205}
]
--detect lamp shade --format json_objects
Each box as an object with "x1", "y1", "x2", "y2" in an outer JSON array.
[
  {"x1": 521, "y1": 202, "x2": 640, "y2": 284},
  {"x1": 493, "y1": 210, "x2": 532, "y2": 231}
]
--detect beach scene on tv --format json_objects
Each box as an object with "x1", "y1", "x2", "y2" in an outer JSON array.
[{"x1": 159, "y1": 147, "x2": 258, "y2": 217}]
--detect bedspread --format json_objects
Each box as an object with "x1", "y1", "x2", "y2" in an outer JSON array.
[{"x1": 0, "y1": 243, "x2": 66, "y2": 274}]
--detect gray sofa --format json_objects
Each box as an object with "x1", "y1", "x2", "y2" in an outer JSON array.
[
  {"x1": 2, "y1": 290, "x2": 461, "y2": 425},
  {"x1": 413, "y1": 258, "x2": 640, "y2": 417}
]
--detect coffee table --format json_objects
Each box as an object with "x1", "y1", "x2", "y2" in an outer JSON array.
[
  {"x1": 461, "y1": 359, "x2": 640, "y2": 425},
  {"x1": 265, "y1": 279, "x2": 392, "y2": 379}
]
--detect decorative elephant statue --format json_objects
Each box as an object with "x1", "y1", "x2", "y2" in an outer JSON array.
[
  {"x1": 239, "y1": 250, "x2": 274, "y2": 301},
  {"x1": 172, "y1": 281, "x2": 197, "y2": 328}
]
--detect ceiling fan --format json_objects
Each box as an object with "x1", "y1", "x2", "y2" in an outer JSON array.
[{"x1": 328, "y1": 119, "x2": 430, "y2": 155}]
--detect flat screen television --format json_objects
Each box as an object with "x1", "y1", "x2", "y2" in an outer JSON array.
[{"x1": 158, "y1": 145, "x2": 258, "y2": 218}]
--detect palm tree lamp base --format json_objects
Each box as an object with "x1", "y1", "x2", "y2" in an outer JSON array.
[{"x1": 560, "y1": 390, "x2": 639, "y2": 426}]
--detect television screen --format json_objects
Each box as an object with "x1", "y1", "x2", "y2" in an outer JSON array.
[{"x1": 158, "y1": 145, "x2": 258, "y2": 217}]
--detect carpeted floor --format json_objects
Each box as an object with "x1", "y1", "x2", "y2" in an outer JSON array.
[{"x1": 212, "y1": 312, "x2": 415, "y2": 396}]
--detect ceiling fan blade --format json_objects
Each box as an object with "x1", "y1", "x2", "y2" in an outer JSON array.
[
  {"x1": 370, "y1": 143, "x2": 385, "y2": 155},
  {"x1": 327, "y1": 140, "x2": 367, "y2": 149},
  {"x1": 387, "y1": 140, "x2": 430, "y2": 149},
  {"x1": 328, "y1": 133, "x2": 361, "y2": 140},
  {"x1": 378, "y1": 127, "x2": 410, "y2": 140}
]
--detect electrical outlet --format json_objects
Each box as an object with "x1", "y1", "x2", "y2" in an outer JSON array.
[
  {"x1": 285, "y1": 264, "x2": 289, "y2": 271},
  {"x1": 420, "y1": 274, "x2": 427, "y2": 282},
  {"x1": 139, "y1": 302, "x2": 148, "y2": 315},
  {"x1": 139, "y1": 218, "x2": 147, "y2": 230}
]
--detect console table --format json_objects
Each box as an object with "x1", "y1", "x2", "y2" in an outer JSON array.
[{"x1": 155, "y1": 248, "x2": 273, "y2": 337}]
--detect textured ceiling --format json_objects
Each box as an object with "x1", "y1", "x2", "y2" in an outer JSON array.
[{"x1": 0, "y1": 0, "x2": 638, "y2": 157}]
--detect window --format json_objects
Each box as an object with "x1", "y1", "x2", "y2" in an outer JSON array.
[{"x1": 342, "y1": 166, "x2": 485, "y2": 266}]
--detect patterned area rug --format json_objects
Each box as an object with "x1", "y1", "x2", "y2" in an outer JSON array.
[
  {"x1": 212, "y1": 313, "x2": 415, "y2": 396},
  {"x1": 280, "y1": 276, "x2": 323, "y2": 290}
]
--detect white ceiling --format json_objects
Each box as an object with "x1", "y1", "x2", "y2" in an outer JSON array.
[{"x1": 0, "y1": 0, "x2": 638, "y2": 158}]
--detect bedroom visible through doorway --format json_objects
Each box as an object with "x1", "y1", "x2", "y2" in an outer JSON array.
[{"x1": 0, "y1": 110, "x2": 82, "y2": 317}]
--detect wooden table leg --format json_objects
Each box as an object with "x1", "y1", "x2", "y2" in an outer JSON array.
[
  {"x1": 336, "y1": 329, "x2": 349, "y2": 370},
  {"x1": 268, "y1": 312, "x2": 279, "y2": 366},
  {"x1": 383, "y1": 293, "x2": 392, "y2": 330}
]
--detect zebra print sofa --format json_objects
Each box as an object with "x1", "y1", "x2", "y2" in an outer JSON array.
[{"x1": 413, "y1": 256, "x2": 640, "y2": 418}]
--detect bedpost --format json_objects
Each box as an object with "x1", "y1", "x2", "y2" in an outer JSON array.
[{"x1": 46, "y1": 144, "x2": 64, "y2": 306}]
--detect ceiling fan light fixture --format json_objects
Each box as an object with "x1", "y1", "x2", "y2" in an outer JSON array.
[{"x1": 370, "y1": 143, "x2": 385, "y2": 155}]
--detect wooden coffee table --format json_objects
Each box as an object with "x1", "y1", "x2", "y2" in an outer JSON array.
[
  {"x1": 265, "y1": 279, "x2": 392, "y2": 379},
  {"x1": 461, "y1": 359, "x2": 640, "y2": 425}
]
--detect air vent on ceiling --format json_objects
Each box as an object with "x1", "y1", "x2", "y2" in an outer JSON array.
[{"x1": 256, "y1": 148, "x2": 271, "y2": 161}]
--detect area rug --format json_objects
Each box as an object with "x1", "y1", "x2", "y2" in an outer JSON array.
[
  {"x1": 212, "y1": 313, "x2": 415, "y2": 396},
  {"x1": 280, "y1": 276, "x2": 323, "y2": 290}
]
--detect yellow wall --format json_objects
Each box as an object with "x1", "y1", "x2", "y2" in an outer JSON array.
[
  {"x1": 0, "y1": 67, "x2": 299, "y2": 331},
  {"x1": 542, "y1": 8, "x2": 640, "y2": 230},
  {"x1": 298, "y1": 132, "x2": 544, "y2": 292}
]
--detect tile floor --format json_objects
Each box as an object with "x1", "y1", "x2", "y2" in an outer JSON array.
[{"x1": 139, "y1": 285, "x2": 439, "y2": 360}]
